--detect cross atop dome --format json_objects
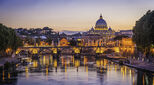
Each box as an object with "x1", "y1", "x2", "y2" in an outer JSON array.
[{"x1": 100, "y1": 14, "x2": 103, "y2": 19}]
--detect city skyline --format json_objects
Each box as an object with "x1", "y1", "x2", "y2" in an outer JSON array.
[
  {"x1": 0, "y1": 0, "x2": 154, "y2": 31},
  {"x1": 0, "y1": 1, "x2": 154, "y2": 85}
]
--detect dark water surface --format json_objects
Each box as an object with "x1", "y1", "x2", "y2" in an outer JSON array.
[{"x1": 1, "y1": 55, "x2": 154, "y2": 85}]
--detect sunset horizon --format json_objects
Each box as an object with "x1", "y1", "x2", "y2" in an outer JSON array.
[
  {"x1": 1, "y1": 0, "x2": 154, "y2": 31},
  {"x1": 0, "y1": 12, "x2": 147, "y2": 31}
]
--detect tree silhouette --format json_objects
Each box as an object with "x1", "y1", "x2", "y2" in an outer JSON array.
[
  {"x1": 0, "y1": 24, "x2": 23, "y2": 56},
  {"x1": 133, "y1": 10, "x2": 154, "y2": 56}
]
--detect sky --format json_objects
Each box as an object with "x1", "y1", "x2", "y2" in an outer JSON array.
[{"x1": 0, "y1": 0, "x2": 154, "y2": 31}]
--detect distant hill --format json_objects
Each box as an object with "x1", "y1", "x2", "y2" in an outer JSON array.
[{"x1": 60, "y1": 30, "x2": 85, "y2": 35}]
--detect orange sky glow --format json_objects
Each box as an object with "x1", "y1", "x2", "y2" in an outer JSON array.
[{"x1": 0, "y1": 0, "x2": 154, "y2": 31}]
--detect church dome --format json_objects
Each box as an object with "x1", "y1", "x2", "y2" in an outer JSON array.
[
  {"x1": 108, "y1": 27, "x2": 112, "y2": 31},
  {"x1": 95, "y1": 14, "x2": 107, "y2": 30}
]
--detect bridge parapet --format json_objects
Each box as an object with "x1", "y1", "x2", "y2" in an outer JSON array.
[{"x1": 17, "y1": 46, "x2": 120, "y2": 55}]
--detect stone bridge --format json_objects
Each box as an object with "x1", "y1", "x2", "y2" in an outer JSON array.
[{"x1": 16, "y1": 46, "x2": 120, "y2": 55}]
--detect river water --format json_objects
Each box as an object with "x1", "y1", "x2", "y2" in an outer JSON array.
[{"x1": 1, "y1": 54, "x2": 154, "y2": 85}]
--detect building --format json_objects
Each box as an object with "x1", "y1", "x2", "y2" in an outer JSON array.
[
  {"x1": 120, "y1": 38, "x2": 135, "y2": 55},
  {"x1": 60, "y1": 38, "x2": 69, "y2": 46},
  {"x1": 82, "y1": 14, "x2": 115, "y2": 46}
]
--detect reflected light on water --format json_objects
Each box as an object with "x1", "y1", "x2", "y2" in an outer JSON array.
[
  {"x1": 33, "y1": 60, "x2": 38, "y2": 68},
  {"x1": 153, "y1": 77, "x2": 154, "y2": 85},
  {"x1": 25, "y1": 66, "x2": 29, "y2": 78},
  {"x1": 8, "y1": 73, "x2": 10, "y2": 79},
  {"x1": 2, "y1": 70, "x2": 4, "y2": 80},
  {"x1": 75, "y1": 60, "x2": 80, "y2": 67},
  {"x1": 54, "y1": 59, "x2": 57, "y2": 68},
  {"x1": 1, "y1": 54, "x2": 153, "y2": 85}
]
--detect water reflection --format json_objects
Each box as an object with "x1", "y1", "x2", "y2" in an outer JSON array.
[{"x1": 0, "y1": 54, "x2": 153, "y2": 85}]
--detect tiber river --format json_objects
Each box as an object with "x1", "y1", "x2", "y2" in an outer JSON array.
[{"x1": 0, "y1": 55, "x2": 154, "y2": 85}]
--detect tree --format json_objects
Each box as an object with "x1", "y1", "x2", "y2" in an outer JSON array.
[
  {"x1": 46, "y1": 37, "x2": 52, "y2": 45},
  {"x1": 36, "y1": 37, "x2": 41, "y2": 46},
  {"x1": 113, "y1": 35, "x2": 129, "y2": 41},
  {"x1": 69, "y1": 38, "x2": 77, "y2": 46},
  {"x1": 133, "y1": 10, "x2": 154, "y2": 56},
  {"x1": 24, "y1": 36, "x2": 35, "y2": 45},
  {"x1": 0, "y1": 24, "x2": 23, "y2": 56}
]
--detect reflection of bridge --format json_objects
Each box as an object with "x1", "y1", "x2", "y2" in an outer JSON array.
[{"x1": 16, "y1": 46, "x2": 120, "y2": 55}]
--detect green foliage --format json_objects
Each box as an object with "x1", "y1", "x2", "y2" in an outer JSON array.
[
  {"x1": 36, "y1": 37, "x2": 41, "y2": 45},
  {"x1": 133, "y1": 10, "x2": 154, "y2": 53},
  {"x1": 114, "y1": 35, "x2": 129, "y2": 41},
  {"x1": 46, "y1": 37, "x2": 52, "y2": 45},
  {"x1": 24, "y1": 36, "x2": 35, "y2": 45},
  {"x1": 0, "y1": 24, "x2": 23, "y2": 56},
  {"x1": 69, "y1": 38, "x2": 77, "y2": 46}
]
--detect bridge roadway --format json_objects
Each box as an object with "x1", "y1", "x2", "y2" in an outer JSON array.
[{"x1": 21, "y1": 46, "x2": 114, "y2": 49}]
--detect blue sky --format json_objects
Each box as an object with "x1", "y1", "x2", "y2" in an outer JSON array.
[{"x1": 0, "y1": 0, "x2": 154, "y2": 31}]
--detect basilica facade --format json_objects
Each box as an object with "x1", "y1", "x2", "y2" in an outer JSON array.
[{"x1": 82, "y1": 14, "x2": 115, "y2": 46}]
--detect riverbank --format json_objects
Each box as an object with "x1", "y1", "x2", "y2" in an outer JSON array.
[
  {"x1": 124, "y1": 60, "x2": 154, "y2": 73},
  {"x1": 0, "y1": 57, "x2": 18, "y2": 67},
  {"x1": 109, "y1": 57, "x2": 154, "y2": 73}
]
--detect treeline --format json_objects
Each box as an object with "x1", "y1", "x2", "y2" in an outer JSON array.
[
  {"x1": 0, "y1": 24, "x2": 23, "y2": 57},
  {"x1": 23, "y1": 36, "x2": 53, "y2": 46},
  {"x1": 133, "y1": 10, "x2": 154, "y2": 56}
]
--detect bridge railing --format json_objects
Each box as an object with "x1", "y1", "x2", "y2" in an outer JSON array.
[{"x1": 22, "y1": 45, "x2": 118, "y2": 49}]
